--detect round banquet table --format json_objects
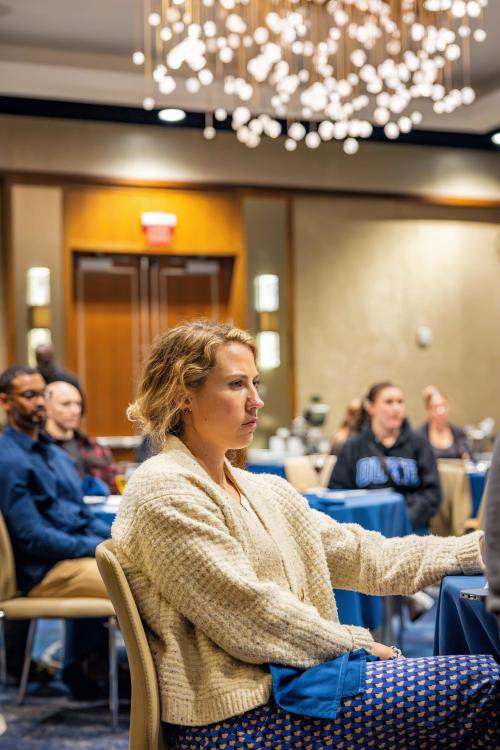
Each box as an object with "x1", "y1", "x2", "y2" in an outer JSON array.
[
  {"x1": 433, "y1": 575, "x2": 500, "y2": 659},
  {"x1": 303, "y1": 489, "x2": 412, "y2": 631}
]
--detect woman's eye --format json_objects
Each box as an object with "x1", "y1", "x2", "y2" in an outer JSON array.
[{"x1": 230, "y1": 380, "x2": 243, "y2": 388}]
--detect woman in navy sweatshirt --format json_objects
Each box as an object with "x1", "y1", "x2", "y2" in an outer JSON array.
[{"x1": 329, "y1": 382, "x2": 441, "y2": 530}]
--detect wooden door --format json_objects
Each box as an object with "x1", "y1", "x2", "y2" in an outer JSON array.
[
  {"x1": 150, "y1": 256, "x2": 234, "y2": 338},
  {"x1": 73, "y1": 253, "x2": 234, "y2": 437}
]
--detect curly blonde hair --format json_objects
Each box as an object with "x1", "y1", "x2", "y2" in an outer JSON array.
[{"x1": 128, "y1": 319, "x2": 256, "y2": 453}]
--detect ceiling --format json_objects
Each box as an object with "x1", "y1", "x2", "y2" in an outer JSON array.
[{"x1": 0, "y1": 0, "x2": 499, "y2": 136}]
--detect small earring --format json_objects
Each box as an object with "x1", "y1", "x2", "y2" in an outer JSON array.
[{"x1": 182, "y1": 408, "x2": 190, "y2": 416}]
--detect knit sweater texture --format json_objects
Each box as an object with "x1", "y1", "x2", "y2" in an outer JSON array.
[{"x1": 112, "y1": 436, "x2": 485, "y2": 726}]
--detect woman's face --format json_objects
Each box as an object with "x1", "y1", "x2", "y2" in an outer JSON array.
[
  {"x1": 367, "y1": 386, "x2": 405, "y2": 434},
  {"x1": 428, "y1": 394, "x2": 450, "y2": 428},
  {"x1": 183, "y1": 342, "x2": 264, "y2": 454}
]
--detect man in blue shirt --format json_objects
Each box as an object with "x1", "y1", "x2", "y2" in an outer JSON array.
[{"x1": 0, "y1": 365, "x2": 112, "y2": 697}]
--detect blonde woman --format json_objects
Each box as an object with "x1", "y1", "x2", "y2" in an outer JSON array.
[
  {"x1": 418, "y1": 386, "x2": 470, "y2": 460},
  {"x1": 112, "y1": 321, "x2": 499, "y2": 749}
]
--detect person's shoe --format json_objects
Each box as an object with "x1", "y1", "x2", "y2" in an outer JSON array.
[{"x1": 405, "y1": 591, "x2": 435, "y2": 622}]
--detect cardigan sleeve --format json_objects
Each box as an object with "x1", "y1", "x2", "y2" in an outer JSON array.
[
  {"x1": 309, "y1": 507, "x2": 484, "y2": 595},
  {"x1": 262, "y1": 474, "x2": 484, "y2": 596},
  {"x1": 114, "y1": 481, "x2": 374, "y2": 669}
]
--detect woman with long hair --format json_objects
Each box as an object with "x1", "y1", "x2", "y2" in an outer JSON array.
[
  {"x1": 329, "y1": 381, "x2": 441, "y2": 531},
  {"x1": 113, "y1": 324, "x2": 498, "y2": 749},
  {"x1": 417, "y1": 385, "x2": 470, "y2": 460}
]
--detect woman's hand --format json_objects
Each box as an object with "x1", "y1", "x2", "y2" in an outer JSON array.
[{"x1": 371, "y1": 642, "x2": 394, "y2": 660}]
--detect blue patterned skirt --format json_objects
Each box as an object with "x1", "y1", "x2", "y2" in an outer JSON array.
[{"x1": 163, "y1": 654, "x2": 500, "y2": 749}]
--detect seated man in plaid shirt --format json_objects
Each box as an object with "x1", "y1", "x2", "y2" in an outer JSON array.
[{"x1": 44, "y1": 380, "x2": 119, "y2": 495}]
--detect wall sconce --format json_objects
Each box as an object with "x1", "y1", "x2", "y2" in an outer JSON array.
[
  {"x1": 26, "y1": 267, "x2": 51, "y2": 365},
  {"x1": 256, "y1": 331, "x2": 281, "y2": 370},
  {"x1": 254, "y1": 274, "x2": 279, "y2": 313},
  {"x1": 254, "y1": 275, "x2": 280, "y2": 370}
]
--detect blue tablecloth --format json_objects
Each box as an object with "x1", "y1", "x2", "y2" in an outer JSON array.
[
  {"x1": 468, "y1": 471, "x2": 487, "y2": 517},
  {"x1": 434, "y1": 575, "x2": 500, "y2": 659},
  {"x1": 246, "y1": 461, "x2": 287, "y2": 478},
  {"x1": 304, "y1": 490, "x2": 412, "y2": 630}
]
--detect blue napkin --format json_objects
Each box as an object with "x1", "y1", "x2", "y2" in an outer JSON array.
[{"x1": 270, "y1": 649, "x2": 378, "y2": 720}]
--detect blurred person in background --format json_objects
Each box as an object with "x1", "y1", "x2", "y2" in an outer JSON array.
[
  {"x1": 329, "y1": 382, "x2": 441, "y2": 531},
  {"x1": 44, "y1": 380, "x2": 119, "y2": 495},
  {"x1": 35, "y1": 342, "x2": 82, "y2": 394},
  {"x1": 0, "y1": 366, "x2": 112, "y2": 698},
  {"x1": 417, "y1": 385, "x2": 470, "y2": 460},
  {"x1": 330, "y1": 398, "x2": 362, "y2": 456}
]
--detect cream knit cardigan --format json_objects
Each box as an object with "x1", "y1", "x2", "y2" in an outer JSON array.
[{"x1": 112, "y1": 436, "x2": 484, "y2": 726}]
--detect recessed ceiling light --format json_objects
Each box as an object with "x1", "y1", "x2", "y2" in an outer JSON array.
[
  {"x1": 158, "y1": 108, "x2": 186, "y2": 123},
  {"x1": 491, "y1": 132, "x2": 500, "y2": 146}
]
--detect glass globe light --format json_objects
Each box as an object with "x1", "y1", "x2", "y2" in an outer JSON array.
[
  {"x1": 142, "y1": 96, "x2": 156, "y2": 111},
  {"x1": 343, "y1": 138, "x2": 359, "y2": 155},
  {"x1": 148, "y1": 12, "x2": 161, "y2": 26},
  {"x1": 265, "y1": 120, "x2": 282, "y2": 138},
  {"x1": 333, "y1": 121, "x2": 349, "y2": 139},
  {"x1": 373, "y1": 107, "x2": 390, "y2": 125},
  {"x1": 451, "y1": 0, "x2": 466, "y2": 17},
  {"x1": 203, "y1": 126, "x2": 216, "y2": 140},
  {"x1": 246, "y1": 133, "x2": 261, "y2": 148},
  {"x1": 398, "y1": 116, "x2": 412, "y2": 133},
  {"x1": 473, "y1": 28, "x2": 486, "y2": 42},
  {"x1": 288, "y1": 122, "x2": 306, "y2": 141},
  {"x1": 198, "y1": 69, "x2": 214, "y2": 86},
  {"x1": 132, "y1": 51, "x2": 145, "y2": 65},
  {"x1": 384, "y1": 122, "x2": 400, "y2": 139},
  {"x1": 186, "y1": 77, "x2": 201, "y2": 93},
  {"x1": 318, "y1": 120, "x2": 335, "y2": 140},
  {"x1": 285, "y1": 138, "x2": 297, "y2": 151},
  {"x1": 214, "y1": 108, "x2": 227, "y2": 121},
  {"x1": 461, "y1": 86, "x2": 476, "y2": 105},
  {"x1": 232, "y1": 106, "x2": 252, "y2": 126},
  {"x1": 410, "y1": 111, "x2": 423, "y2": 125},
  {"x1": 305, "y1": 131, "x2": 321, "y2": 148},
  {"x1": 359, "y1": 121, "x2": 373, "y2": 138},
  {"x1": 445, "y1": 44, "x2": 461, "y2": 61},
  {"x1": 159, "y1": 76, "x2": 176, "y2": 95}
]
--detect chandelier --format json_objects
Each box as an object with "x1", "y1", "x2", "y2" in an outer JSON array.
[{"x1": 133, "y1": 0, "x2": 489, "y2": 154}]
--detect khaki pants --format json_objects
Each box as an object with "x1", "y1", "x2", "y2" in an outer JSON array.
[{"x1": 28, "y1": 558, "x2": 108, "y2": 599}]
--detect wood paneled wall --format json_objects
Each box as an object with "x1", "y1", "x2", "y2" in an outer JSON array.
[{"x1": 63, "y1": 184, "x2": 247, "y2": 377}]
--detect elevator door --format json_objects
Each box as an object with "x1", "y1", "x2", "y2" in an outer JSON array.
[{"x1": 73, "y1": 253, "x2": 234, "y2": 436}]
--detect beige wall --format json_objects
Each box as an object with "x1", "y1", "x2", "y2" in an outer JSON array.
[
  {"x1": 294, "y1": 196, "x2": 500, "y2": 431},
  {"x1": 0, "y1": 115, "x2": 499, "y2": 200},
  {"x1": 11, "y1": 185, "x2": 64, "y2": 364}
]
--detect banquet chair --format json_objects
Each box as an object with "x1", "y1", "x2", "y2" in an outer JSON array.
[
  {"x1": 0, "y1": 512, "x2": 119, "y2": 728},
  {"x1": 285, "y1": 454, "x2": 337, "y2": 491},
  {"x1": 464, "y1": 475, "x2": 489, "y2": 533},
  {"x1": 96, "y1": 540, "x2": 166, "y2": 750},
  {"x1": 432, "y1": 459, "x2": 472, "y2": 537}
]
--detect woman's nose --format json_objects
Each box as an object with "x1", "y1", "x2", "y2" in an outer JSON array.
[{"x1": 249, "y1": 386, "x2": 264, "y2": 409}]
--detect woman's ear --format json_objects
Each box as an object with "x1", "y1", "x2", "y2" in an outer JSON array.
[
  {"x1": 177, "y1": 391, "x2": 192, "y2": 413},
  {"x1": 363, "y1": 398, "x2": 374, "y2": 417}
]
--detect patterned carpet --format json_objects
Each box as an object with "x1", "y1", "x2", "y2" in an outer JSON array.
[{"x1": 0, "y1": 683, "x2": 129, "y2": 748}]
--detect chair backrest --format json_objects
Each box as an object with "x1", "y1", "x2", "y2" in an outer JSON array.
[
  {"x1": 0, "y1": 512, "x2": 17, "y2": 601},
  {"x1": 285, "y1": 454, "x2": 337, "y2": 491},
  {"x1": 433, "y1": 459, "x2": 472, "y2": 537},
  {"x1": 96, "y1": 540, "x2": 165, "y2": 750}
]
